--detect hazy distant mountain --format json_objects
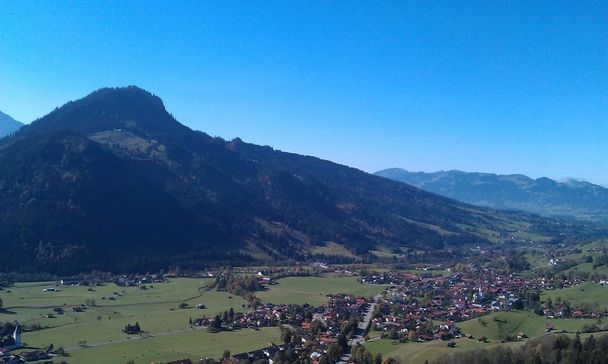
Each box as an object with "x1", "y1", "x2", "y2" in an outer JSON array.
[
  {"x1": 0, "y1": 87, "x2": 587, "y2": 274},
  {"x1": 0, "y1": 111, "x2": 23, "y2": 137},
  {"x1": 375, "y1": 168, "x2": 608, "y2": 223}
]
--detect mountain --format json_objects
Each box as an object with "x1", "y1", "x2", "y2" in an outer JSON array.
[
  {"x1": 375, "y1": 168, "x2": 608, "y2": 223},
  {"x1": 0, "y1": 111, "x2": 23, "y2": 138},
  {"x1": 0, "y1": 87, "x2": 587, "y2": 274}
]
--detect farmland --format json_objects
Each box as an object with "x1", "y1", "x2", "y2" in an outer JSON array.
[
  {"x1": 365, "y1": 311, "x2": 607, "y2": 364},
  {"x1": 541, "y1": 282, "x2": 608, "y2": 310},
  {"x1": 364, "y1": 337, "x2": 525, "y2": 364},
  {"x1": 1, "y1": 275, "x2": 385, "y2": 363},
  {"x1": 1, "y1": 278, "x2": 280, "y2": 363},
  {"x1": 255, "y1": 276, "x2": 387, "y2": 306}
]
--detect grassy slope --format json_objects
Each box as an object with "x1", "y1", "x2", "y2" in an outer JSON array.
[
  {"x1": 365, "y1": 338, "x2": 525, "y2": 364},
  {"x1": 366, "y1": 311, "x2": 606, "y2": 364},
  {"x1": 311, "y1": 242, "x2": 357, "y2": 258},
  {"x1": 541, "y1": 282, "x2": 608, "y2": 310},
  {"x1": 458, "y1": 311, "x2": 546, "y2": 340}
]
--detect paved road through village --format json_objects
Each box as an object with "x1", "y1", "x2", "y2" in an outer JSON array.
[{"x1": 337, "y1": 294, "x2": 381, "y2": 364}]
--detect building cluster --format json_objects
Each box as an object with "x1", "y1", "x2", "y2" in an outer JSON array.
[
  {"x1": 363, "y1": 268, "x2": 607, "y2": 342},
  {"x1": 194, "y1": 294, "x2": 372, "y2": 363}
]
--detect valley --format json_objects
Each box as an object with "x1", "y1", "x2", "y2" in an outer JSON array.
[{"x1": 2, "y1": 237, "x2": 608, "y2": 363}]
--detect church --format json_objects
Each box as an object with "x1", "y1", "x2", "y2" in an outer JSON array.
[{"x1": 0, "y1": 323, "x2": 22, "y2": 351}]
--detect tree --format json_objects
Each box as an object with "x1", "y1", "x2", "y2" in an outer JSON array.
[
  {"x1": 327, "y1": 343, "x2": 341, "y2": 363},
  {"x1": 373, "y1": 352, "x2": 383, "y2": 364},
  {"x1": 338, "y1": 334, "x2": 348, "y2": 350}
]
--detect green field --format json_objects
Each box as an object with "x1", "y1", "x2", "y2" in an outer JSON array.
[
  {"x1": 311, "y1": 242, "x2": 357, "y2": 258},
  {"x1": 457, "y1": 311, "x2": 602, "y2": 341},
  {"x1": 1, "y1": 279, "x2": 278, "y2": 363},
  {"x1": 541, "y1": 282, "x2": 608, "y2": 310},
  {"x1": 366, "y1": 311, "x2": 606, "y2": 364},
  {"x1": 565, "y1": 262, "x2": 608, "y2": 276},
  {"x1": 365, "y1": 337, "x2": 524, "y2": 364},
  {"x1": 64, "y1": 327, "x2": 280, "y2": 364},
  {"x1": 256, "y1": 276, "x2": 386, "y2": 305}
]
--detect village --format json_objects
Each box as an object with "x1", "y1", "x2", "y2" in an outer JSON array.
[
  {"x1": 2, "y1": 243, "x2": 608, "y2": 364},
  {"x1": 362, "y1": 266, "x2": 608, "y2": 345}
]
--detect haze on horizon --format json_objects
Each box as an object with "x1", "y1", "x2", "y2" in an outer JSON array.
[{"x1": 1, "y1": 2, "x2": 606, "y2": 185}]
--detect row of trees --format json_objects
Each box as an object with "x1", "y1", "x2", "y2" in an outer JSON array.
[{"x1": 215, "y1": 274, "x2": 262, "y2": 297}]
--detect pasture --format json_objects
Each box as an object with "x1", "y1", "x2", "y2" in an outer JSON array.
[
  {"x1": 1, "y1": 278, "x2": 269, "y2": 363},
  {"x1": 541, "y1": 282, "x2": 608, "y2": 310},
  {"x1": 365, "y1": 337, "x2": 525, "y2": 364},
  {"x1": 255, "y1": 276, "x2": 386, "y2": 305},
  {"x1": 365, "y1": 311, "x2": 607, "y2": 364}
]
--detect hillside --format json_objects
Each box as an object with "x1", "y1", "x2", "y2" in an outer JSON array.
[
  {"x1": 0, "y1": 110, "x2": 23, "y2": 138},
  {"x1": 0, "y1": 87, "x2": 587, "y2": 274},
  {"x1": 375, "y1": 168, "x2": 608, "y2": 223}
]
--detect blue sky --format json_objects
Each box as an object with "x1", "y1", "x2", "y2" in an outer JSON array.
[{"x1": 1, "y1": 1, "x2": 607, "y2": 185}]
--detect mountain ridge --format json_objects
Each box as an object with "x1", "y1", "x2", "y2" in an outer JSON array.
[
  {"x1": 0, "y1": 87, "x2": 592, "y2": 274},
  {"x1": 0, "y1": 110, "x2": 23, "y2": 138},
  {"x1": 375, "y1": 168, "x2": 608, "y2": 223}
]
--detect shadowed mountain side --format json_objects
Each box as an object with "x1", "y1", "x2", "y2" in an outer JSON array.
[{"x1": 0, "y1": 87, "x2": 592, "y2": 274}]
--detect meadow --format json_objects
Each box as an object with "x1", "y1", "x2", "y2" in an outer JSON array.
[
  {"x1": 1, "y1": 275, "x2": 384, "y2": 363},
  {"x1": 255, "y1": 276, "x2": 387, "y2": 306},
  {"x1": 365, "y1": 311, "x2": 607, "y2": 364},
  {"x1": 1, "y1": 278, "x2": 279, "y2": 363},
  {"x1": 541, "y1": 282, "x2": 608, "y2": 310},
  {"x1": 365, "y1": 337, "x2": 525, "y2": 364}
]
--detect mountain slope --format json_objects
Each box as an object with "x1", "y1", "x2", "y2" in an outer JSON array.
[
  {"x1": 375, "y1": 168, "x2": 608, "y2": 223},
  {"x1": 0, "y1": 111, "x2": 23, "y2": 138},
  {"x1": 0, "y1": 87, "x2": 583, "y2": 274}
]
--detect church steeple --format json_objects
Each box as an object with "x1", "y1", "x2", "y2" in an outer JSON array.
[{"x1": 12, "y1": 323, "x2": 22, "y2": 348}]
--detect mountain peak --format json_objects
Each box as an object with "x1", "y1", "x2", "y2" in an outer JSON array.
[
  {"x1": 14, "y1": 86, "x2": 186, "y2": 140},
  {"x1": 0, "y1": 110, "x2": 23, "y2": 138},
  {"x1": 83, "y1": 86, "x2": 165, "y2": 110}
]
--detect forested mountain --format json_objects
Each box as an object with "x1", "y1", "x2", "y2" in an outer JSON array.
[
  {"x1": 0, "y1": 87, "x2": 585, "y2": 273},
  {"x1": 0, "y1": 111, "x2": 23, "y2": 138},
  {"x1": 375, "y1": 168, "x2": 608, "y2": 223}
]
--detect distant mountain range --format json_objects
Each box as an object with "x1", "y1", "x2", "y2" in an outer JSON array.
[
  {"x1": 375, "y1": 168, "x2": 608, "y2": 223},
  {"x1": 0, "y1": 87, "x2": 591, "y2": 274},
  {"x1": 0, "y1": 111, "x2": 23, "y2": 138}
]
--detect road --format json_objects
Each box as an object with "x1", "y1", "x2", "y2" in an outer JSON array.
[{"x1": 337, "y1": 294, "x2": 381, "y2": 364}]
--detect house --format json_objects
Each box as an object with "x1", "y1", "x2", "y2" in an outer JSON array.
[
  {"x1": 60, "y1": 278, "x2": 80, "y2": 286},
  {"x1": 19, "y1": 351, "x2": 49, "y2": 362}
]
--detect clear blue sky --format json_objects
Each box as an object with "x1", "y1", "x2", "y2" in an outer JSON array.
[{"x1": 1, "y1": 1, "x2": 606, "y2": 185}]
